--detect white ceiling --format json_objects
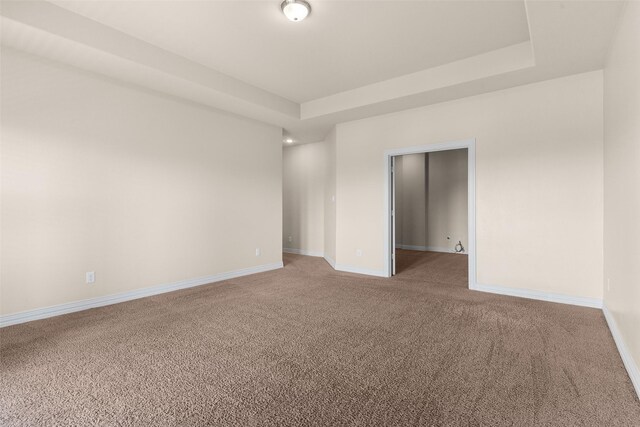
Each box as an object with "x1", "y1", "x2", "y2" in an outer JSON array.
[
  {"x1": 49, "y1": 0, "x2": 531, "y2": 103},
  {"x1": 0, "y1": 1, "x2": 626, "y2": 144}
]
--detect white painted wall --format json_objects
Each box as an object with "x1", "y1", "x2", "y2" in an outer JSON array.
[
  {"x1": 280, "y1": 131, "x2": 336, "y2": 263},
  {"x1": 282, "y1": 142, "x2": 325, "y2": 256},
  {"x1": 323, "y1": 128, "x2": 337, "y2": 266},
  {"x1": 603, "y1": 1, "x2": 640, "y2": 392},
  {"x1": 336, "y1": 71, "x2": 604, "y2": 300},
  {"x1": 0, "y1": 48, "x2": 283, "y2": 316}
]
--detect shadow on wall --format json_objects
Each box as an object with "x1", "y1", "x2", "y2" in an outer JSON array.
[{"x1": 282, "y1": 142, "x2": 327, "y2": 257}]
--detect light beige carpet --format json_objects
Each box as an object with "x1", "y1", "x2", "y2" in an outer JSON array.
[{"x1": 1, "y1": 251, "x2": 639, "y2": 426}]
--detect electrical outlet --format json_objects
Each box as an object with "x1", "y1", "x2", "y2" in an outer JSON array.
[
  {"x1": 255, "y1": 248, "x2": 261, "y2": 256},
  {"x1": 86, "y1": 271, "x2": 95, "y2": 285},
  {"x1": 356, "y1": 249, "x2": 363, "y2": 257},
  {"x1": 288, "y1": 236, "x2": 292, "y2": 243}
]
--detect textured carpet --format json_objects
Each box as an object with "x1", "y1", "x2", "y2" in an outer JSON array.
[
  {"x1": 1, "y1": 251, "x2": 639, "y2": 426},
  {"x1": 395, "y1": 249, "x2": 468, "y2": 285}
]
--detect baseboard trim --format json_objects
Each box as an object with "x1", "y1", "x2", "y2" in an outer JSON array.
[
  {"x1": 470, "y1": 283, "x2": 603, "y2": 309},
  {"x1": 335, "y1": 264, "x2": 388, "y2": 278},
  {"x1": 0, "y1": 262, "x2": 284, "y2": 328},
  {"x1": 283, "y1": 248, "x2": 324, "y2": 257},
  {"x1": 603, "y1": 306, "x2": 640, "y2": 399},
  {"x1": 324, "y1": 255, "x2": 336, "y2": 269},
  {"x1": 396, "y1": 244, "x2": 465, "y2": 254}
]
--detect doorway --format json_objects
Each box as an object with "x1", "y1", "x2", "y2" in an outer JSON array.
[{"x1": 384, "y1": 139, "x2": 476, "y2": 288}]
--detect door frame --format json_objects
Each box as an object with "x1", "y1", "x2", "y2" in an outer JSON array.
[{"x1": 383, "y1": 138, "x2": 476, "y2": 288}]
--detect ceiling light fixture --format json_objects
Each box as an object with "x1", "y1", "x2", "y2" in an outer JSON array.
[
  {"x1": 284, "y1": 138, "x2": 294, "y2": 144},
  {"x1": 281, "y1": 0, "x2": 311, "y2": 22}
]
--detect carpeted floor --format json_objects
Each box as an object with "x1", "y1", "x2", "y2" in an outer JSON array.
[
  {"x1": 394, "y1": 249, "x2": 468, "y2": 285},
  {"x1": 1, "y1": 251, "x2": 639, "y2": 426}
]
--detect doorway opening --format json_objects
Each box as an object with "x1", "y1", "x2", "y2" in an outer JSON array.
[{"x1": 384, "y1": 139, "x2": 476, "y2": 288}]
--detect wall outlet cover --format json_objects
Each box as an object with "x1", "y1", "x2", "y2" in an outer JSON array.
[{"x1": 86, "y1": 272, "x2": 95, "y2": 284}]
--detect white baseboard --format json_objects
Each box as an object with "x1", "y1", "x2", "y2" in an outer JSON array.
[
  {"x1": 0, "y1": 262, "x2": 284, "y2": 328},
  {"x1": 396, "y1": 244, "x2": 465, "y2": 254},
  {"x1": 603, "y1": 306, "x2": 640, "y2": 399},
  {"x1": 470, "y1": 283, "x2": 603, "y2": 309},
  {"x1": 334, "y1": 264, "x2": 388, "y2": 278},
  {"x1": 283, "y1": 248, "x2": 324, "y2": 257},
  {"x1": 324, "y1": 255, "x2": 336, "y2": 269}
]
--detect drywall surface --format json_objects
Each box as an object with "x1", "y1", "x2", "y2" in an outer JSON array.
[
  {"x1": 603, "y1": 2, "x2": 640, "y2": 378},
  {"x1": 394, "y1": 155, "x2": 404, "y2": 247},
  {"x1": 336, "y1": 71, "x2": 604, "y2": 300},
  {"x1": 1, "y1": 48, "x2": 283, "y2": 316},
  {"x1": 323, "y1": 128, "x2": 337, "y2": 264},
  {"x1": 426, "y1": 149, "x2": 468, "y2": 251},
  {"x1": 396, "y1": 153, "x2": 427, "y2": 248},
  {"x1": 283, "y1": 141, "x2": 325, "y2": 255}
]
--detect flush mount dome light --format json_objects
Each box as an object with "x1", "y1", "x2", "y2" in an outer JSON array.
[{"x1": 281, "y1": 0, "x2": 311, "y2": 22}]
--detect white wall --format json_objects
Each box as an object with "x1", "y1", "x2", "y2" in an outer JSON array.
[
  {"x1": 323, "y1": 128, "x2": 337, "y2": 265},
  {"x1": 603, "y1": 1, "x2": 640, "y2": 390},
  {"x1": 280, "y1": 131, "x2": 336, "y2": 264},
  {"x1": 0, "y1": 48, "x2": 283, "y2": 316},
  {"x1": 336, "y1": 71, "x2": 604, "y2": 300},
  {"x1": 283, "y1": 142, "x2": 325, "y2": 256}
]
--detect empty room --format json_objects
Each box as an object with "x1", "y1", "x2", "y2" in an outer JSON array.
[
  {"x1": 390, "y1": 149, "x2": 469, "y2": 282},
  {"x1": 1, "y1": 1, "x2": 639, "y2": 426}
]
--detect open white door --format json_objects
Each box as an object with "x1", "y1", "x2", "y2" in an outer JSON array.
[{"x1": 390, "y1": 156, "x2": 397, "y2": 276}]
